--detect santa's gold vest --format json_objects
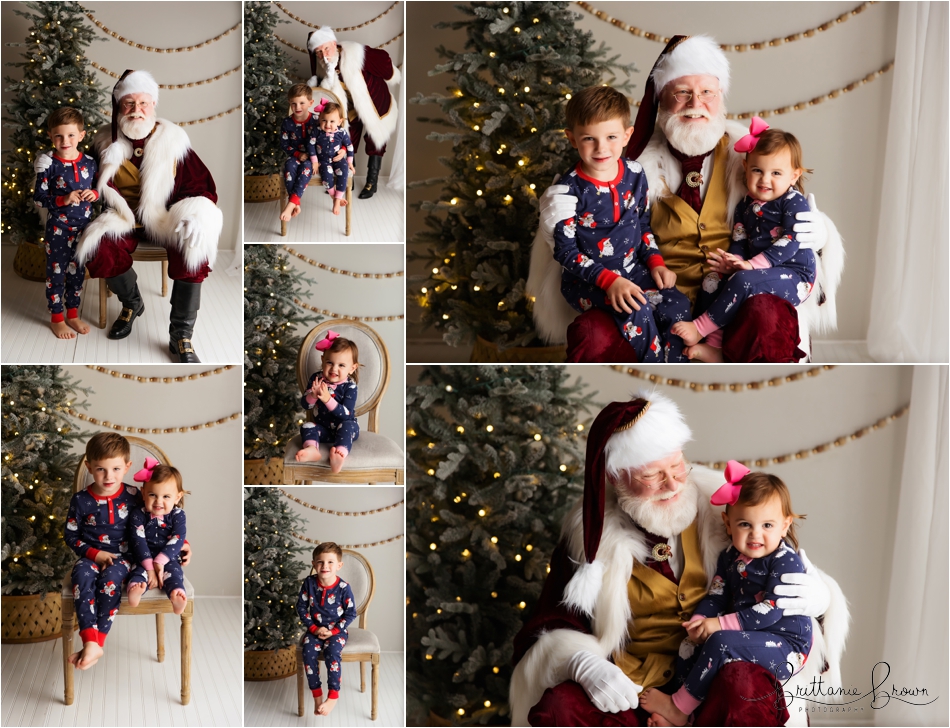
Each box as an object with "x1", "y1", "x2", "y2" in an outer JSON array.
[
  {"x1": 112, "y1": 157, "x2": 177, "y2": 229},
  {"x1": 649, "y1": 135, "x2": 733, "y2": 305},
  {"x1": 612, "y1": 521, "x2": 708, "y2": 690}
]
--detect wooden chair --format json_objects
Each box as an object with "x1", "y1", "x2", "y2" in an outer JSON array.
[
  {"x1": 296, "y1": 549, "x2": 379, "y2": 720},
  {"x1": 97, "y1": 244, "x2": 168, "y2": 328},
  {"x1": 279, "y1": 86, "x2": 353, "y2": 237},
  {"x1": 60, "y1": 436, "x2": 194, "y2": 705},
  {"x1": 282, "y1": 320, "x2": 404, "y2": 485}
]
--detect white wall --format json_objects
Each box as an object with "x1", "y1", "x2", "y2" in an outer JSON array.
[
  {"x1": 1, "y1": 1, "x2": 243, "y2": 251},
  {"x1": 280, "y1": 486, "x2": 405, "y2": 652},
  {"x1": 407, "y1": 1, "x2": 900, "y2": 348},
  {"x1": 61, "y1": 364, "x2": 244, "y2": 597}
]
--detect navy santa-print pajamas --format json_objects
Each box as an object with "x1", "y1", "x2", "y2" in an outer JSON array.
[
  {"x1": 299, "y1": 375, "x2": 360, "y2": 453},
  {"x1": 65, "y1": 485, "x2": 140, "y2": 645},
  {"x1": 314, "y1": 128, "x2": 354, "y2": 199},
  {"x1": 33, "y1": 152, "x2": 98, "y2": 319},
  {"x1": 280, "y1": 114, "x2": 319, "y2": 205},
  {"x1": 673, "y1": 540, "x2": 812, "y2": 711},
  {"x1": 296, "y1": 575, "x2": 358, "y2": 697},
  {"x1": 553, "y1": 159, "x2": 691, "y2": 363},
  {"x1": 127, "y1": 505, "x2": 187, "y2": 600}
]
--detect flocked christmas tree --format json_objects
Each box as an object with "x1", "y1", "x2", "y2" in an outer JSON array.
[
  {"x1": 244, "y1": 487, "x2": 309, "y2": 650},
  {"x1": 1, "y1": 366, "x2": 90, "y2": 597},
  {"x1": 244, "y1": 245, "x2": 319, "y2": 461},
  {"x1": 243, "y1": 0, "x2": 294, "y2": 176},
  {"x1": 406, "y1": 365, "x2": 594, "y2": 724},
  {"x1": 1, "y1": 1, "x2": 108, "y2": 244},
  {"x1": 409, "y1": 1, "x2": 635, "y2": 349}
]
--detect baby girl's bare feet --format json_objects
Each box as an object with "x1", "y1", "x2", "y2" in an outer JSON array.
[
  {"x1": 313, "y1": 694, "x2": 323, "y2": 715},
  {"x1": 51, "y1": 320, "x2": 76, "y2": 339},
  {"x1": 332, "y1": 199, "x2": 342, "y2": 216},
  {"x1": 127, "y1": 581, "x2": 147, "y2": 607},
  {"x1": 685, "y1": 342, "x2": 724, "y2": 363},
  {"x1": 75, "y1": 641, "x2": 104, "y2": 670},
  {"x1": 317, "y1": 697, "x2": 338, "y2": 716},
  {"x1": 66, "y1": 316, "x2": 90, "y2": 335},
  {"x1": 295, "y1": 445, "x2": 323, "y2": 463},
  {"x1": 280, "y1": 201, "x2": 296, "y2": 221},
  {"x1": 639, "y1": 689, "x2": 687, "y2": 727},
  {"x1": 329, "y1": 447, "x2": 347, "y2": 474},
  {"x1": 170, "y1": 589, "x2": 187, "y2": 615},
  {"x1": 291, "y1": 204, "x2": 301, "y2": 218},
  {"x1": 670, "y1": 321, "x2": 701, "y2": 346}
]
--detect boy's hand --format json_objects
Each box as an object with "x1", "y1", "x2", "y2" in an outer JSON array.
[
  {"x1": 606, "y1": 277, "x2": 646, "y2": 314},
  {"x1": 63, "y1": 190, "x2": 84, "y2": 206},
  {"x1": 316, "y1": 627, "x2": 332, "y2": 639},
  {"x1": 147, "y1": 570, "x2": 158, "y2": 590},
  {"x1": 297, "y1": 151, "x2": 308, "y2": 162},
  {"x1": 79, "y1": 189, "x2": 97, "y2": 202},
  {"x1": 316, "y1": 381, "x2": 331, "y2": 403},
  {"x1": 94, "y1": 551, "x2": 115, "y2": 567},
  {"x1": 179, "y1": 541, "x2": 191, "y2": 566},
  {"x1": 155, "y1": 566, "x2": 165, "y2": 588},
  {"x1": 651, "y1": 265, "x2": 677, "y2": 290}
]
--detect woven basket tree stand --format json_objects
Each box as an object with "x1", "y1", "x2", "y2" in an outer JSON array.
[
  {"x1": 244, "y1": 457, "x2": 284, "y2": 485},
  {"x1": 1, "y1": 593, "x2": 63, "y2": 643},
  {"x1": 245, "y1": 646, "x2": 297, "y2": 680},
  {"x1": 244, "y1": 174, "x2": 282, "y2": 203},
  {"x1": 12, "y1": 242, "x2": 47, "y2": 282}
]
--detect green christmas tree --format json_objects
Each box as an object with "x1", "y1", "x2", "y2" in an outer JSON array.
[
  {"x1": 1, "y1": 1, "x2": 108, "y2": 244},
  {"x1": 406, "y1": 365, "x2": 594, "y2": 724},
  {"x1": 244, "y1": 245, "x2": 320, "y2": 462},
  {"x1": 1, "y1": 366, "x2": 90, "y2": 597},
  {"x1": 409, "y1": 1, "x2": 636, "y2": 349},
  {"x1": 243, "y1": 0, "x2": 294, "y2": 176},
  {"x1": 244, "y1": 487, "x2": 309, "y2": 650}
]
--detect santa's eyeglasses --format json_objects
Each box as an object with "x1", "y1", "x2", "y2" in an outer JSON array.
[
  {"x1": 669, "y1": 89, "x2": 719, "y2": 104},
  {"x1": 631, "y1": 464, "x2": 692, "y2": 490}
]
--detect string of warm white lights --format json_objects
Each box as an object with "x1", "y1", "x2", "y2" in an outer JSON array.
[
  {"x1": 85, "y1": 365, "x2": 235, "y2": 382},
  {"x1": 280, "y1": 490, "x2": 404, "y2": 516},
  {"x1": 283, "y1": 247, "x2": 403, "y2": 278},
  {"x1": 274, "y1": 1, "x2": 400, "y2": 31},
  {"x1": 607, "y1": 366, "x2": 835, "y2": 391},
  {"x1": 291, "y1": 530, "x2": 403, "y2": 548}
]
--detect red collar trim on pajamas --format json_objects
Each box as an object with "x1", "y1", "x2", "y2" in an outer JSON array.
[
  {"x1": 87, "y1": 484, "x2": 125, "y2": 524},
  {"x1": 574, "y1": 159, "x2": 624, "y2": 188}
]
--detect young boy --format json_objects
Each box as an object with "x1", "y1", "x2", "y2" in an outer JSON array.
[
  {"x1": 553, "y1": 85, "x2": 691, "y2": 362},
  {"x1": 280, "y1": 83, "x2": 320, "y2": 222},
  {"x1": 33, "y1": 107, "x2": 98, "y2": 340},
  {"x1": 296, "y1": 542, "x2": 357, "y2": 716}
]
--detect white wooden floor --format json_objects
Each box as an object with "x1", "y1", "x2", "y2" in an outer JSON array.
[
  {"x1": 0, "y1": 246, "x2": 243, "y2": 364},
  {"x1": 243, "y1": 651, "x2": 404, "y2": 727},
  {"x1": 243, "y1": 176, "x2": 404, "y2": 243},
  {"x1": 0, "y1": 597, "x2": 242, "y2": 727}
]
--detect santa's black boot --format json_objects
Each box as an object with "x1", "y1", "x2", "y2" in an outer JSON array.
[
  {"x1": 358, "y1": 155, "x2": 382, "y2": 199},
  {"x1": 168, "y1": 281, "x2": 201, "y2": 363},
  {"x1": 106, "y1": 268, "x2": 144, "y2": 340}
]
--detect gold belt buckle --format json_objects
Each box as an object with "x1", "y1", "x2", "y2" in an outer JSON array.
[
  {"x1": 177, "y1": 339, "x2": 194, "y2": 354},
  {"x1": 119, "y1": 307, "x2": 134, "y2": 322}
]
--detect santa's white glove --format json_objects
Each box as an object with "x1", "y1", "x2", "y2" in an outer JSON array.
[
  {"x1": 567, "y1": 650, "x2": 643, "y2": 713},
  {"x1": 538, "y1": 177, "x2": 578, "y2": 251},
  {"x1": 307, "y1": 75, "x2": 319, "y2": 88},
  {"x1": 774, "y1": 549, "x2": 830, "y2": 617},
  {"x1": 34, "y1": 153, "x2": 53, "y2": 174},
  {"x1": 793, "y1": 193, "x2": 828, "y2": 251},
  {"x1": 175, "y1": 218, "x2": 203, "y2": 250}
]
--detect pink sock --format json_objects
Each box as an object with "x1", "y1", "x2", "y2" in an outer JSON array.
[{"x1": 303, "y1": 440, "x2": 318, "y2": 449}]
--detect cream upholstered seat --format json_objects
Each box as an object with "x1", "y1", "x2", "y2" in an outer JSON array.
[
  {"x1": 282, "y1": 320, "x2": 404, "y2": 485},
  {"x1": 60, "y1": 436, "x2": 194, "y2": 706},
  {"x1": 296, "y1": 549, "x2": 379, "y2": 719}
]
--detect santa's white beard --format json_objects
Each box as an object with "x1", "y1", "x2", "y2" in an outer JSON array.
[
  {"x1": 658, "y1": 107, "x2": 727, "y2": 157},
  {"x1": 617, "y1": 478, "x2": 700, "y2": 539},
  {"x1": 118, "y1": 112, "x2": 156, "y2": 141}
]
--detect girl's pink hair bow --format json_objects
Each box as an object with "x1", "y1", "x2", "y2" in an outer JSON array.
[
  {"x1": 133, "y1": 456, "x2": 160, "y2": 483},
  {"x1": 315, "y1": 330, "x2": 339, "y2": 351},
  {"x1": 312, "y1": 97, "x2": 331, "y2": 114},
  {"x1": 710, "y1": 460, "x2": 751, "y2": 506},
  {"x1": 733, "y1": 116, "x2": 769, "y2": 154}
]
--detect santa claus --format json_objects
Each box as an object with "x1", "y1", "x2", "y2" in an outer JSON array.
[
  {"x1": 34, "y1": 69, "x2": 222, "y2": 362},
  {"x1": 527, "y1": 36, "x2": 844, "y2": 362},
  {"x1": 510, "y1": 392, "x2": 849, "y2": 726},
  {"x1": 307, "y1": 26, "x2": 400, "y2": 200}
]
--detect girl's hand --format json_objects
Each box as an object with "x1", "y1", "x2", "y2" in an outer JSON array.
[
  {"x1": 147, "y1": 570, "x2": 158, "y2": 590},
  {"x1": 317, "y1": 381, "x2": 331, "y2": 403},
  {"x1": 333, "y1": 149, "x2": 346, "y2": 163},
  {"x1": 155, "y1": 567, "x2": 165, "y2": 589}
]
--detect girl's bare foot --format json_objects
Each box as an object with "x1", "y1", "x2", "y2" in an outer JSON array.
[
  {"x1": 329, "y1": 447, "x2": 347, "y2": 474},
  {"x1": 332, "y1": 199, "x2": 342, "y2": 216},
  {"x1": 170, "y1": 589, "x2": 187, "y2": 615},
  {"x1": 66, "y1": 316, "x2": 90, "y2": 334},
  {"x1": 127, "y1": 581, "x2": 147, "y2": 607},
  {"x1": 75, "y1": 641, "x2": 104, "y2": 670},
  {"x1": 51, "y1": 320, "x2": 76, "y2": 339},
  {"x1": 317, "y1": 697, "x2": 338, "y2": 716},
  {"x1": 295, "y1": 445, "x2": 323, "y2": 463},
  {"x1": 291, "y1": 204, "x2": 301, "y2": 217},
  {"x1": 639, "y1": 689, "x2": 688, "y2": 727},
  {"x1": 684, "y1": 342, "x2": 724, "y2": 363},
  {"x1": 313, "y1": 694, "x2": 324, "y2": 715},
  {"x1": 648, "y1": 713, "x2": 674, "y2": 727},
  {"x1": 280, "y1": 201, "x2": 296, "y2": 221},
  {"x1": 670, "y1": 320, "x2": 701, "y2": 346}
]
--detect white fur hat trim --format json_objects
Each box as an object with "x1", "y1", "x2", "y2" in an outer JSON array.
[
  {"x1": 308, "y1": 26, "x2": 337, "y2": 51},
  {"x1": 603, "y1": 389, "x2": 692, "y2": 476},
  {"x1": 113, "y1": 70, "x2": 159, "y2": 102},
  {"x1": 651, "y1": 35, "x2": 730, "y2": 97},
  {"x1": 562, "y1": 559, "x2": 605, "y2": 616}
]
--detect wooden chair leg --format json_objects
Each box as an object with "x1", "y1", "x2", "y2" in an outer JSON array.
[
  {"x1": 297, "y1": 645, "x2": 305, "y2": 717},
  {"x1": 371, "y1": 654, "x2": 379, "y2": 720},
  {"x1": 99, "y1": 278, "x2": 107, "y2": 329},
  {"x1": 156, "y1": 612, "x2": 165, "y2": 662},
  {"x1": 345, "y1": 177, "x2": 352, "y2": 236},
  {"x1": 61, "y1": 607, "x2": 75, "y2": 705},
  {"x1": 180, "y1": 608, "x2": 193, "y2": 705},
  {"x1": 360, "y1": 660, "x2": 366, "y2": 692},
  {"x1": 161, "y1": 260, "x2": 168, "y2": 297},
  {"x1": 279, "y1": 188, "x2": 288, "y2": 237}
]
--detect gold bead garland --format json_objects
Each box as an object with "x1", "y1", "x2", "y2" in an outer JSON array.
[
  {"x1": 179, "y1": 106, "x2": 242, "y2": 126},
  {"x1": 66, "y1": 408, "x2": 241, "y2": 434},
  {"x1": 292, "y1": 530, "x2": 403, "y2": 549},
  {"x1": 80, "y1": 9, "x2": 240, "y2": 52},
  {"x1": 274, "y1": 1, "x2": 399, "y2": 31},
  {"x1": 275, "y1": 30, "x2": 403, "y2": 54},
  {"x1": 90, "y1": 61, "x2": 241, "y2": 88},
  {"x1": 293, "y1": 298, "x2": 404, "y2": 322},
  {"x1": 607, "y1": 365, "x2": 835, "y2": 392},
  {"x1": 689, "y1": 404, "x2": 909, "y2": 470},
  {"x1": 85, "y1": 365, "x2": 234, "y2": 382},
  {"x1": 281, "y1": 489, "x2": 404, "y2": 516},
  {"x1": 576, "y1": 1, "x2": 876, "y2": 50},
  {"x1": 283, "y1": 247, "x2": 403, "y2": 278}
]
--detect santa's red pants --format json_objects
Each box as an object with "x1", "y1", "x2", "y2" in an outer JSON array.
[
  {"x1": 527, "y1": 662, "x2": 790, "y2": 726},
  {"x1": 348, "y1": 116, "x2": 387, "y2": 158},
  {"x1": 84, "y1": 229, "x2": 210, "y2": 283}
]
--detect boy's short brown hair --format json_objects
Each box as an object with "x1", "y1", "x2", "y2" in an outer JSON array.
[
  {"x1": 85, "y1": 432, "x2": 131, "y2": 463},
  {"x1": 288, "y1": 83, "x2": 313, "y2": 102},
  {"x1": 565, "y1": 86, "x2": 631, "y2": 131},
  {"x1": 47, "y1": 107, "x2": 85, "y2": 132},
  {"x1": 312, "y1": 542, "x2": 343, "y2": 560}
]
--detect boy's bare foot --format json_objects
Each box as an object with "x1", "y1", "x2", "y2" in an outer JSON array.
[
  {"x1": 170, "y1": 589, "x2": 187, "y2": 615},
  {"x1": 317, "y1": 697, "x2": 338, "y2": 716},
  {"x1": 127, "y1": 581, "x2": 147, "y2": 607},
  {"x1": 291, "y1": 204, "x2": 301, "y2": 217},
  {"x1": 329, "y1": 447, "x2": 347, "y2": 474},
  {"x1": 75, "y1": 641, "x2": 104, "y2": 670},
  {"x1": 684, "y1": 343, "x2": 724, "y2": 363},
  {"x1": 670, "y1": 321, "x2": 701, "y2": 346},
  {"x1": 639, "y1": 689, "x2": 688, "y2": 727},
  {"x1": 51, "y1": 320, "x2": 76, "y2": 339},
  {"x1": 332, "y1": 199, "x2": 342, "y2": 215},
  {"x1": 295, "y1": 445, "x2": 323, "y2": 463},
  {"x1": 66, "y1": 316, "x2": 90, "y2": 335},
  {"x1": 280, "y1": 201, "x2": 296, "y2": 221},
  {"x1": 313, "y1": 694, "x2": 324, "y2": 715}
]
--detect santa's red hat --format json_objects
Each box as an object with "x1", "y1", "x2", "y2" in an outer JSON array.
[
  {"x1": 111, "y1": 69, "x2": 159, "y2": 142},
  {"x1": 307, "y1": 26, "x2": 338, "y2": 81}
]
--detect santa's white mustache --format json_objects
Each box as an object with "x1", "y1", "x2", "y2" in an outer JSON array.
[{"x1": 671, "y1": 109, "x2": 711, "y2": 120}]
